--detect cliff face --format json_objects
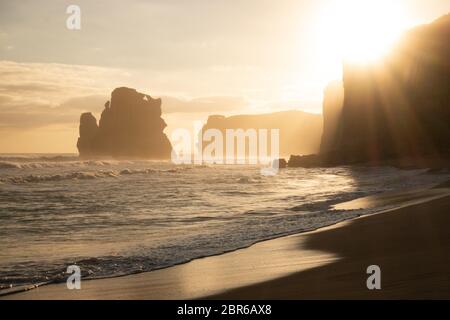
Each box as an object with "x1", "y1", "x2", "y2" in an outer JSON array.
[
  {"x1": 77, "y1": 87, "x2": 172, "y2": 159},
  {"x1": 290, "y1": 14, "x2": 450, "y2": 168},
  {"x1": 200, "y1": 110, "x2": 322, "y2": 158},
  {"x1": 320, "y1": 81, "x2": 344, "y2": 154},
  {"x1": 336, "y1": 14, "x2": 450, "y2": 163}
]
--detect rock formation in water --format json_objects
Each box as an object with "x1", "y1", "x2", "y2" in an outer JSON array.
[
  {"x1": 200, "y1": 110, "x2": 322, "y2": 158},
  {"x1": 77, "y1": 87, "x2": 172, "y2": 159},
  {"x1": 289, "y1": 14, "x2": 450, "y2": 168},
  {"x1": 77, "y1": 112, "x2": 99, "y2": 156}
]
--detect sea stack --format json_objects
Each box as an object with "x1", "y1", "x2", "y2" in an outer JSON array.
[{"x1": 77, "y1": 87, "x2": 172, "y2": 159}]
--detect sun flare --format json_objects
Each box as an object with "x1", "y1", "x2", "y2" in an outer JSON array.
[{"x1": 316, "y1": 0, "x2": 411, "y2": 65}]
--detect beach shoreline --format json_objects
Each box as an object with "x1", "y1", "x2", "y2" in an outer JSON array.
[{"x1": 2, "y1": 185, "x2": 450, "y2": 300}]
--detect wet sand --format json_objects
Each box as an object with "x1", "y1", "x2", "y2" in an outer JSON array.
[
  {"x1": 3, "y1": 187, "x2": 450, "y2": 299},
  {"x1": 212, "y1": 189, "x2": 450, "y2": 299}
]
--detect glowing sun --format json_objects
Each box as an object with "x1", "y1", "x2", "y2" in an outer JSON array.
[{"x1": 316, "y1": 0, "x2": 411, "y2": 64}]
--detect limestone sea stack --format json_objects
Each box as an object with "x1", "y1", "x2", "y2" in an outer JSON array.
[{"x1": 77, "y1": 87, "x2": 172, "y2": 159}]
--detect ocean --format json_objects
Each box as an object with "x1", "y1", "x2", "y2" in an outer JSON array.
[{"x1": 0, "y1": 154, "x2": 448, "y2": 293}]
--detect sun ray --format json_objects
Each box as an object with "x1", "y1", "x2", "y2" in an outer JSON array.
[{"x1": 315, "y1": 0, "x2": 412, "y2": 75}]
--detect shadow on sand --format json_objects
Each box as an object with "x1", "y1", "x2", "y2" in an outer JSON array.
[{"x1": 210, "y1": 194, "x2": 450, "y2": 299}]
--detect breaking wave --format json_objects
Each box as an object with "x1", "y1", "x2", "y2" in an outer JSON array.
[
  {"x1": 1, "y1": 153, "x2": 449, "y2": 295},
  {"x1": 2, "y1": 169, "x2": 162, "y2": 184},
  {"x1": 0, "y1": 160, "x2": 135, "y2": 170},
  {"x1": 0, "y1": 166, "x2": 199, "y2": 184}
]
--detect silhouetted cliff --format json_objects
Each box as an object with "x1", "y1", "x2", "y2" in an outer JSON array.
[
  {"x1": 77, "y1": 87, "x2": 172, "y2": 159},
  {"x1": 319, "y1": 81, "x2": 344, "y2": 154},
  {"x1": 290, "y1": 14, "x2": 450, "y2": 168},
  {"x1": 200, "y1": 110, "x2": 322, "y2": 158},
  {"x1": 340, "y1": 14, "x2": 449, "y2": 163}
]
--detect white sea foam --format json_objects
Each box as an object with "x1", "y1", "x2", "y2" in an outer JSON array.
[
  {"x1": 0, "y1": 154, "x2": 448, "y2": 293},
  {"x1": 0, "y1": 168, "x2": 170, "y2": 184}
]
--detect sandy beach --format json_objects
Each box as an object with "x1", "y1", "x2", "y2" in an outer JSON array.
[{"x1": 3, "y1": 186, "x2": 450, "y2": 300}]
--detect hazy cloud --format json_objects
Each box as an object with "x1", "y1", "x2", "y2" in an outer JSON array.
[
  {"x1": 0, "y1": 60, "x2": 126, "y2": 128},
  {"x1": 0, "y1": 60, "x2": 249, "y2": 130},
  {"x1": 161, "y1": 96, "x2": 248, "y2": 114}
]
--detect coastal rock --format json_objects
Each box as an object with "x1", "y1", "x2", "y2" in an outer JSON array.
[
  {"x1": 77, "y1": 112, "x2": 99, "y2": 156},
  {"x1": 337, "y1": 14, "x2": 450, "y2": 163},
  {"x1": 200, "y1": 110, "x2": 322, "y2": 159},
  {"x1": 273, "y1": 158, "x2": 287, "y2": 169},
  {"x1": 77, "y1": 87, "x2": 172, "y2": 159},
  {"x1": 319, "y1": 81, "x2": 344, "y2": 154},
  {"x1": 290, "y1": 14, "x2": 450, "y2": 168}
]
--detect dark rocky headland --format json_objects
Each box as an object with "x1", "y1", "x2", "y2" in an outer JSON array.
[{"x1": 289, "y1": 14, "x2": 450, "y2": 169}]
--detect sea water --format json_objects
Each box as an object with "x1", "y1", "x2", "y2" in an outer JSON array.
[{"x1": 0, "y1": 154, "x2": 448, "y2": 292}]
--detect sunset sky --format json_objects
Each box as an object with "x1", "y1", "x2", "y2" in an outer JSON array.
[{"x1": 1, "y1": 0, "x2": 449, "y2": 153}]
